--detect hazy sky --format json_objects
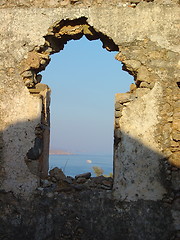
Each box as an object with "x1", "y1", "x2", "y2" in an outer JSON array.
[{"x1": 41, "y1": 36, "x2": 133, "y2": 155}]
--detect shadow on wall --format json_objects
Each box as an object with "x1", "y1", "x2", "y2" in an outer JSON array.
[
  {"x1": 0, "y1": 119, "x2": 179, "y2": 240},
  {"x1": 0, "y1": 118, "x2": 47, "y2": 196},
  {"x1": 0, "y1": 118, "x2": 175, "y2": 198},
  {"x1": 113, "y1": 130, "x2": 172, "y2": 201}
]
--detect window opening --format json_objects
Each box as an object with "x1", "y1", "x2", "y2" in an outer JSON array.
[{"x1": 41, "y1": 36, "x2": 133, "y2": 178}]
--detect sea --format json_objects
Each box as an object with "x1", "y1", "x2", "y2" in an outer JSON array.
[{"x1": 49, "y1": 154, "x2": 113, "y2": 177}]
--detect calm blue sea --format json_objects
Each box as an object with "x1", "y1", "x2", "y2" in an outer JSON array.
[{"x1": 49, "y1": 154, "x2": 113, "y2": 177}]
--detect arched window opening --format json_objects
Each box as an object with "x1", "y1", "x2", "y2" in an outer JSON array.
[
  {"x1": 41, "y1": 36, "x2": 133, "y2": 177},
  {"x1": 21, "y1": 17, "x2": 135, "y2": 183}
]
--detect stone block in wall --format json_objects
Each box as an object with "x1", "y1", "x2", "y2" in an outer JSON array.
[
  {"x1": 115, "y1": 102, "x2": 124, "y2": 111},
  {"x1": 172, "y1": 131, "x2": 180, "y2": 141},
  {"x1": 115, "y1": 110, "x2": 122, "y2": 118},
  {"x1": 136, "y1": 66, "x2": 155, "y2": 84},
  {"x1": 123, "y1": 59, "x2": 141, "y2": 72},
  {"x1": 115, "y1": 93, "x2": 131, "y2": 104},
  {"x1": 130, "y1": 83, "x2": 137, "y2": 92}
]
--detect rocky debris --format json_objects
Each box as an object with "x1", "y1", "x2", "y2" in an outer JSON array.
[
  {"x1": 75, "y1": 172, "x2": 91, "y2": 180},
  {"x1": 72, "y1": 184, "x2": 87, "y2": 191},
  {"x1": 65, "y1": 176, "x2": 74, "y2": 184},
  {"x1": 49, "y1": 167, "x2": 66, "y2": 181},
  {"x1": 89, "y1": 176, "x2": 113, "y2": 189},
  {"x1": 76, "y1": 177, "x2": 87, "y2": 184},
  {"x1": 41, "y1": 179, "x2": 53, "y2": 188},
  {"x1": 41, "y1": 167, "x2": 113, "y2": 194}
]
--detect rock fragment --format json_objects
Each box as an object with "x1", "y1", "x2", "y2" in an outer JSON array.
[
  {"x1": 75, "y1": 172, "x2": 91, "y2": 179},
  {"x1": 49, "y1": 167, "x2": 66, "y2": 181}
]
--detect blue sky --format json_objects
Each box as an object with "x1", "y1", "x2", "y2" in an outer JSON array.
[{"x1": 41, "y1": 36, "x2": 133, "y2": 155}]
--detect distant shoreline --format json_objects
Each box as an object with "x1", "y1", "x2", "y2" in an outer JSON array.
[{"x1": 49, "y1": 150, "x2": 74, "y2": 155}]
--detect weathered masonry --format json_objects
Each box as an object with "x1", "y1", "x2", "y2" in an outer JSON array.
[{"x1": 0, "y1": 0, "x2": 179, "y2": 239}]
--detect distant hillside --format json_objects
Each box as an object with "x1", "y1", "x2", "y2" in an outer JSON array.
[{"x1": 49, "y1": 150, "x2": 74, "y2": 155}]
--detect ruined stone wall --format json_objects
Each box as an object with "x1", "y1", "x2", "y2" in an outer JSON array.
[
  {"x1": 0, "y1": 190, "x2": 174, "y2": 240},
  {"x1": 113, "y1": 39, "x2": 180, "y2": 200},
  {"x1": 0, "y1": 0, "x2": 179, "y2": 239},
  {"x1": 0, "y1": 0, "x2": 179, "y2": 8}
]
